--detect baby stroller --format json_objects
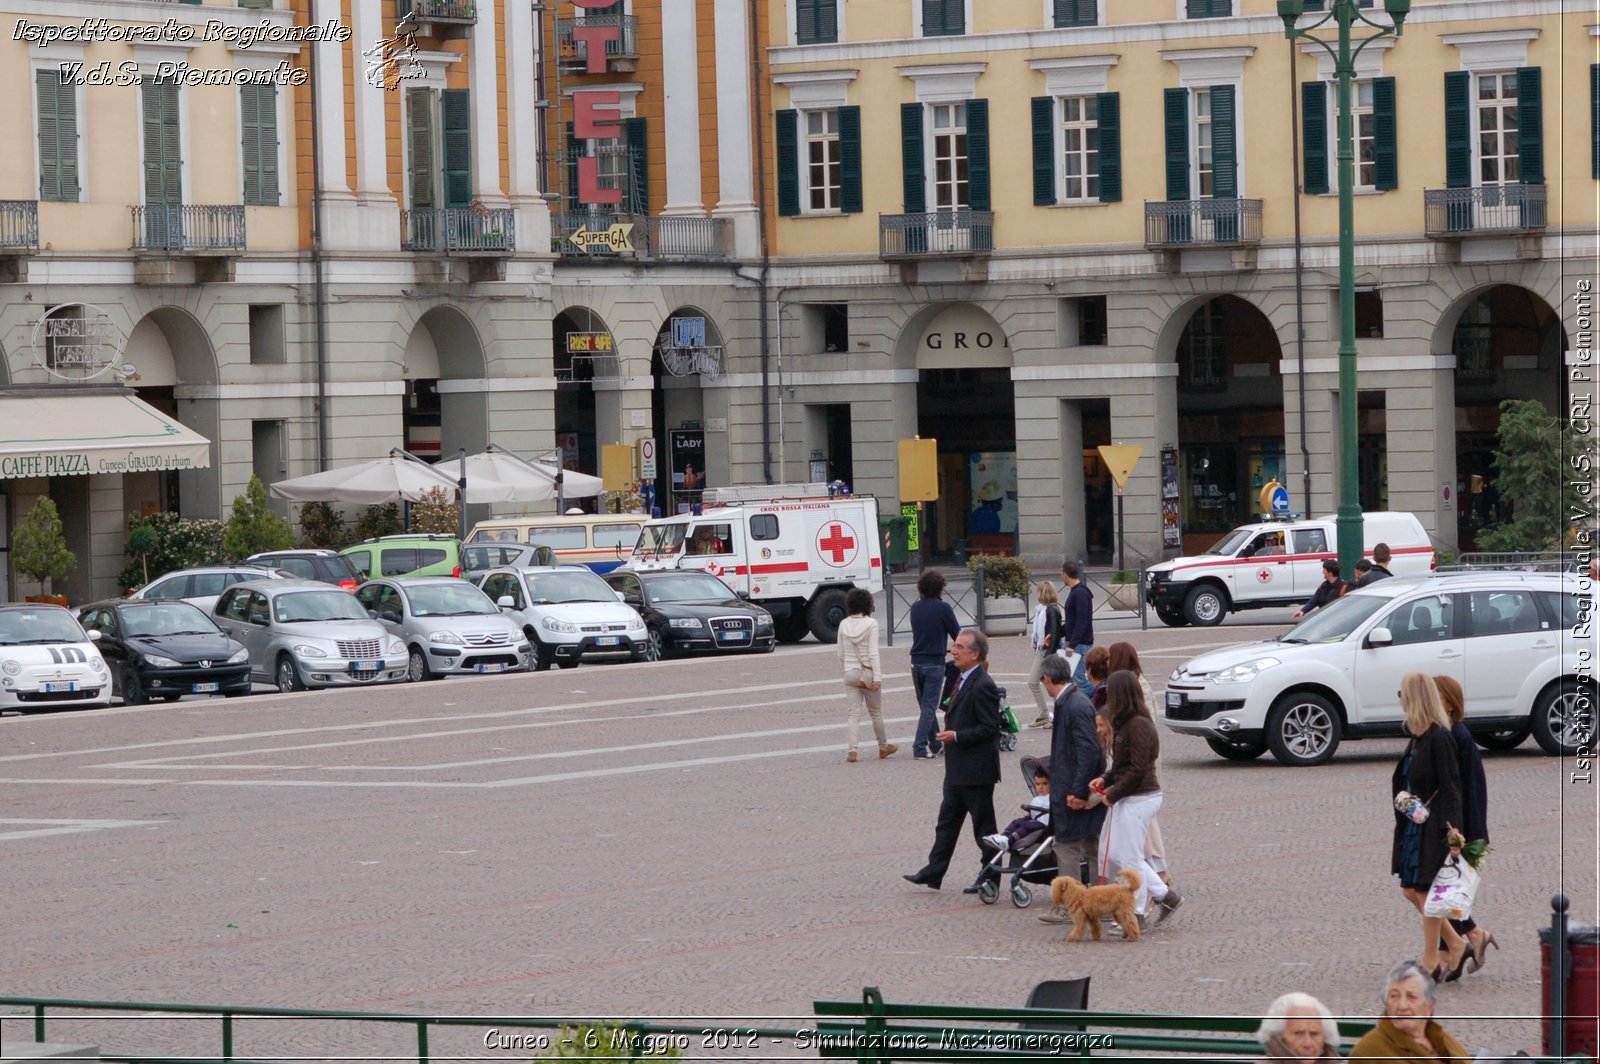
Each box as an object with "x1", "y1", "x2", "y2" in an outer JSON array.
[{"x1": 967, "y1": 754, "x2": 1059, "y2": 907}]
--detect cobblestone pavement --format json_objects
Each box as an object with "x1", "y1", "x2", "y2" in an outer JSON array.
[{"x1": 0, "y1": 624, "x2": 1593, "y2": 1061}]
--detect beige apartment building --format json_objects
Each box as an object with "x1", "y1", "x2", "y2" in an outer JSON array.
[{"x1": 0, "y1": 0, "x2": 1592, "y2": 602}]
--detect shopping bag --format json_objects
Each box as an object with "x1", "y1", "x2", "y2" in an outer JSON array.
[
  {"x1": 1423, "y1": 856, "x2": 1480, "y2": 920},
  {"x1": 1000, "y1": 701, "x2": 1021, "y2": 734}
]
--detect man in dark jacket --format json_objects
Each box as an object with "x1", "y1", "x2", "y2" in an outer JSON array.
[
  {"x1": 908, "y1": 570, "x2": 961, "y2": 759},
  {"x1": 1357, "y1": 542, "x2": 1395, "y2": 587},
  {"x1": 1294, "y1": 559, "x2": 1347, "y2": 619},
  {"x1": 1037, "y1": 654, "x2": 1106, "y2": 924},
  {"x1": 1060, "y1": 560, "x2": 1095, "y2": 694},
  {"x1": 904, "y1": 630, "x2": 1003, "y2": 891}
]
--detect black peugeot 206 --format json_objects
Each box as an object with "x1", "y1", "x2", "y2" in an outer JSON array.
[
  {"x1": 76, "y1": 599, "x2": 253, "y2": 704},
  {"x1": 602, "y1": 568, "x2": 776, "y2": 660}
]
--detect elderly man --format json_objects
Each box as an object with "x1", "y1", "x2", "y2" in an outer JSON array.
[
  {"x1": 903, "y1": 629, "x2": 1003, "y2": 891},
  {"x1": 1347, "y1": 961, "x2": 1470, "y2": 1064},
  {"x1": 1036, "y1": 653, "x2": 1106, "y2": 924}
]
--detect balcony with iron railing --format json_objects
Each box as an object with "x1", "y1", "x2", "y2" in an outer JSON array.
[
  {"x1": 1424, "y1": 184, "x2": 1547, "y2": 238},
  {"x1": 130, "y1": 205, "x2": 246, "y2": 253},
  {"x1": 401, "y1": 207, "x2": 516, "y2": 255},
  {"x1": 0, "y1": 201, "x2": 40, "y2": 252},
  {"x1": 554, "y1": 13, "x2": 639, "y2": 71},
  {"x1": 878, "y1": 210, "x2": 994, "y2": 258},
  {"x1": 1144, "y1": 198, "x2": 1263, "y2": 248},
  {"x1": 397, "y1": 0, "x2": 475, "y2": 37},
  {"x1": 551, "y1": 212, "x2": 730, "y2": 262}
]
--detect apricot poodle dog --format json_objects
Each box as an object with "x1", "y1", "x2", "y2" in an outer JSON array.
[{"x1": 1049, "y1": 868, "x2": 1143, "y2": 942}]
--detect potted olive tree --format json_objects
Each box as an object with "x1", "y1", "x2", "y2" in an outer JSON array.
[{"x1": 13, "y1": 496, "x2": 76, "y2": 606}]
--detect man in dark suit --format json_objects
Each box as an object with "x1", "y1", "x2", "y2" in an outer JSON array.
[
  {"x1": 1037, "y1": 653, "x2": 1107, "y2": 923},
  {"x1": 904, "y1": 629, "x2": 1003, "y2": 890}
]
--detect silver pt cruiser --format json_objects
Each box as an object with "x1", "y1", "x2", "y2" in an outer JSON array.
[{"x1": 212, "y1": 579, "x2": 409, "y2": 692}]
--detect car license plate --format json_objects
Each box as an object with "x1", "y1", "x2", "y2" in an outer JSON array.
[
  {"x1": 595, "y1": 636, "x2": 620, "y2": 646},
  {"x1": 1166, "y1": 691, "x2": 1184, "y2": 709},
  {"x1": 192, "y1": 682, "x2": 220, "y2": 693},
  {"x1": 43, "y1": 681, "x2": 77, "y2": 693},
  {"x1": 476, "y1": 664, "x2": 507, "y2": 674},
  {"x1": 351, "y1": 660, "x2": 380, "y2": 672},
  {"x1": 721, "y1": 631, "x2": 748, "y2": 641}
]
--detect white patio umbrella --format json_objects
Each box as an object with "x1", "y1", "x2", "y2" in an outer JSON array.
[
  {"x1": 462, "y1": 447, "x2": 605, "y2": 504},
  {"x1": 269, "y1": 453, "x2": 519, "y2": 505}
]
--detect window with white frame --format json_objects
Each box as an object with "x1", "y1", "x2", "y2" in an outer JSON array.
[
  {"x1": 1060, "y1": 95, "x2": 1099, "y2": 201},
  {"x1": 1352, "y1": 80, "x2": 1376, "y2": 191},
  {"x1": 931, "y1": 102, "x2": 968, "y2": 210},
  {"x1": 804, "y1": 109, "x2": 841, "y2": 212},
  {"x1": 1195, "y1": 88, "x2": 1214, "y2": 198},
  {"x1": 1477, "y1": 71, "x2": 1519, "y2": 185}
]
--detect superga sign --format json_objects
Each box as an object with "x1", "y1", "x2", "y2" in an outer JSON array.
[{"x1": 572, "y1": 0, "x2": 624, "y2": 206}]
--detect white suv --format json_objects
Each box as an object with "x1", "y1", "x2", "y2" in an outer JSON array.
[
  {"x1": 1163, "y1": 572, "x2": 1594, "y2": 766},
  {"x1": 479, "y1": 566, "x2": 647, "y2": 670}
]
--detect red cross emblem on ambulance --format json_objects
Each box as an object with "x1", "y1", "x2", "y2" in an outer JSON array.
[
  {"x1": 817, "y1": 521, "x2": 858, "y2": 568},
  {"x1": 1256, "y1": 568, "x2": 1273, "y2": 584}
]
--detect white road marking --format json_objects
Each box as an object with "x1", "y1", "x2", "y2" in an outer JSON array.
[{"x1": 0, "y1": 817, "x2": 164, "y2": 842}]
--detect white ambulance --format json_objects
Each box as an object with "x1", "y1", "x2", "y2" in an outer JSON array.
[{"x1": 627, "y1": 485, "x2": 882, "y2": 643}]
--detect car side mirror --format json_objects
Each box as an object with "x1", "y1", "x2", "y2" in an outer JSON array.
[
  {"x1": 735, "y1": 590, "x2": 751, "y2": 601},
  {"x1": 86, "y1": 629, "x2": 103, "y2": 641},
  {"x1": 382, "y1": 610, "x2": 402, "y2": 624},
  {"x1": 614, "y1": 590, "x2": 628, "y2": 603},
  {"x1": 1367, "y1": 627, "x2": 1394, "y2": 647},
  {"x1": 625, "y1": 594, "x2": 644, "y2": 606},
  {"x1": 497, "y1": 595, "x2": 515, "y2": 609},
  {"x1": 367, "y1": 609, "x2": 379, "y2": 620}
]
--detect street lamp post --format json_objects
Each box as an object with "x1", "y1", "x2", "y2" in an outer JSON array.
[{"x1": 1278, "y1": 0, "x2": 1408, "y2": 578}]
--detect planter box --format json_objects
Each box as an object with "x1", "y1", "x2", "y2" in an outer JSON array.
[
  {"x1": 1104, "y1": 584, "x2": 1141, "y2": 612},
  {"x1": 25, "y1": 594, "x2": 69, "y2": 608},
  {"x1": 982, "y1": 596, "x2": 1028, "y2": 636}
]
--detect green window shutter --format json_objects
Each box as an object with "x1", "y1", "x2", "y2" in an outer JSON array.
[
  {"x1": 1592, "y1": 65, "x2": 1600, "y2": 180},
  {"x1": 1031, "y1": 96, "x2": 1055, "y2": 206},
  {"x1": 1096, "y1": 91, "x2": 1121, "y2": 203},
  {"x1": 624, "y1": 116, "x2": 648, "y2": 213},
  {"x1": 901, "y1": 102, "x2": 925, "y2": 213},
  {"x1": 406, "y1": 87, "x2": 435, "y2": 210},
  {"x1": 1164, "y1": 87, "x2": 1189, "y2": 200},
  {"x1": 37, "y1": 70, "x2": 79, "y2": 203},
  {"x1": 1054, "y1": 0, "x2": 1095, "y2": 27},
  {"x1": 1186, "y1": 0, "x2": 1228, "y2": 17},
  {"x1": 440, "y1": 88, "x2": 471, "y2": 209},
  {"x1": 1301, "y1": 82, "x2": 1328, "y2": 195},
  {"x1": 838, "y1": 105, "x2": 863, "y2": 214},
  {"x1": 1372, "y1": 76, "x2": 1397, "y2": 191},
  {"x1": 797, "y1": 0, "x2": 836, "y2": 44},
  {"x1": 1210, "y1": 84, "x2": 1235, "y2": 198},
  {"x1": 564, "y1": 122, "x2": 579, "y2": 212},
  {"x1": 775, "y1": 109, "x2": 800, "y2": 216},
  {"x1": 1444, "y1": 71, "x2": 1470, "y2": 189},
  {"x1": 966, "y1": 98, "x2": 989, "y2": 212},
  {"x1": 142, "y1": 79, "x2": 181, "y2": 207},
  {"x1": 241, "y1": 84, "x2": 279, "y2": 206},
  {"x1": 1516, "y1": 66, "x2": 1543, "y2": 185},
  {"x1": 923, "y1": 0, "x2": 962, "y2": 36},
  {"x1": 241, "y1": 83, "x2": 261, "y2": 205}
]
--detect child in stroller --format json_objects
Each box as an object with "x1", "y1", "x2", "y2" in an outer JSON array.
[{"x1": 965, "y1": 755, "x2": 1060, "y2": 907}]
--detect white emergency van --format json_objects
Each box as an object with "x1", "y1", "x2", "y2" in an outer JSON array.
[
  {"x1": 627, "y1": 485, "x2": 881, "y2": 643},
  {"x1": 1145, "y1": 511, "x2": 1435, "y2": 626}
]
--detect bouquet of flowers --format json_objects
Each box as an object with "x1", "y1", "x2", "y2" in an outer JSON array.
[{"x1": 1445, "y1": 823, "x2": 1492, "y2": 870}]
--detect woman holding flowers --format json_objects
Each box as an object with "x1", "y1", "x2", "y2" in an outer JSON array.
[
  {"x1": 1433, "y1": 675, "x2": 1497, "y2": 974},
  {"x1": 1390, "y1": 672, "x2": 1469, "y2": 984}
]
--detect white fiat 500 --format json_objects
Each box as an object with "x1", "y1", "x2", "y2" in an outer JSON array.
[{"x1": 0, "y1": 603, "x2": 111, "y2": 713}]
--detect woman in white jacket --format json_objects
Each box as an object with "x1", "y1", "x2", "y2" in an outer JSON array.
[
  {"x1": 1026, "y1": 581, "x2": 1064, "y2": 727},
  {"x1": 838, "y1": 587, "x2": 897, "y2": 763}
]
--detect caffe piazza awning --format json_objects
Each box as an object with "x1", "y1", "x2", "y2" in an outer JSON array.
[{"x1": 0, "y1": 392, "x2": 212, "y2": 479}]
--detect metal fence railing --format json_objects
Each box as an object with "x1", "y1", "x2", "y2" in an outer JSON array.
[
  {"x1": 1424, "y1": 184, "x2": 1548, "y2": 236},
  {"x1": 1436, "y1": 550, "x2": 1587, "y2": 574},
  {"x1": 130, "y1": 204, "x2": 246, "y2": 252},
  {"x1": 555, "y1": 12, "x2": 639, "y2": 64},
  {"x1": 401, "y1": 207, "x2": 516, "y2": 253},
  {"x1": 882, "y1": 563, "x2": 1151, "y2": 645},
  {"x1": 551, "y1": 211, "x2": 731, "y2": 261},
  {"x1": 397, "y1": 0, "x2": 477, "y2": 22},
  {"x1": 1144, "y1": 198, "x2": 1262, "y2": 247},
  {"x1": 879, "y1": 209, "x2": 994, "y2": 258},
  {"x1": 0, "y1": 199, "x2": 39, "y2": 250}
]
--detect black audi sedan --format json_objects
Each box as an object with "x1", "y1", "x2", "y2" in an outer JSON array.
[
  {"x1": 76, "y1": 599, "x2": 252, "y2": 704},
  {"x1": 602, "y1": 568, "x2": 775, "y2": 660}
]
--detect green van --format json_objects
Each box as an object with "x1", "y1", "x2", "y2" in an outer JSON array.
[{"x1": 340, "y1": 534, "x2": 463, "y2": 581}]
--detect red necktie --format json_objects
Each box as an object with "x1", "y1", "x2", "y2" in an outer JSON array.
[{"x1": 951, "y1": 675, "x2": 964, "y2": 703}]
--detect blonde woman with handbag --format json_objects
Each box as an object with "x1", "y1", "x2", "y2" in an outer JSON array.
[{"x1": 839, "y1": 587, "x2": 897, "y2": 763}]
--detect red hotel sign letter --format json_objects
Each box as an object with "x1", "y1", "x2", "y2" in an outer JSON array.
[{"x1": 571, "y1": 0, "x2": 624, "y2": 206}]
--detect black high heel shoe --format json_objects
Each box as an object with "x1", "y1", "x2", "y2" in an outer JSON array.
[
  {"x1": 1443, "y1": 942, "x2": 1474, "y2": 984},
  {"x1": 1468, "y1": 932, "x2": 1498, "y2": 973}
]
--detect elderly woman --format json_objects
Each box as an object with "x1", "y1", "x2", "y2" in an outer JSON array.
[
  {"x1": 1348, "y1": 961, "x2": 1471, "y2": 1064},
  {"x1": 1391, "y1": 672, "x2": 1469, "y2": 981},
  {"x1": 1256, "y1": 992, "x2": 1341, "y2": 1063}
]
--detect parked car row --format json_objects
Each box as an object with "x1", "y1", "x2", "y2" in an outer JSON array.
[{"x1": 1, "y1": 561, "x2": 779, "y2": 714}]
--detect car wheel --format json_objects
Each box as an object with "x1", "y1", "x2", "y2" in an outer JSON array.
[
  {"x1": 1205, "y1": 736, "x2": 1269, "y2": 762},
  {"x1": 1474, "y1": 724, "x2": 1532, "y2": 752},
  {"x1": 528, "y1": 630, "x2": 554, "y2": 672},
  {"x1": 1183, "y1": 584, "x2": 1228, "y2": 627},
  {"x1": 407, "y1": 646, "x2": 432, "y2": 683},
  {"x1": 642, "y1": 627, "x2": 665, "y2": 662},
  {"x1": 773, "y1": 611, "x2": 809, "y2": 644},
  {"x1": 122, "y1": 668, "x2": 148, "y2": 706},
  {"x1": 1531, "y1": 679, "x2": 1592, "y2": 756},
  {"x1": 807, "y1": 588, "x2": 849, "y2": 644},
  {"x1": 1156, "y1": 606, "x2": 1189, "y2": 628},
  {"x1": 275, "y1": 655, "x2": 306, "y2": 694},
  {"x1": 1265, "y1": 692, "x2": 1341, "y2": 766}
]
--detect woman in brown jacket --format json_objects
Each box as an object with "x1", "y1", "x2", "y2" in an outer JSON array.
[
  {"x1": 1089, "y1": 671, "x2": 1183, "y2": 926},
  {"x1": 1348, "y1": 961, "x2": 1471, "y2": 1064},
  {"x1": 1390, "y1": 672, "x2": 1469, "y2": 981}
]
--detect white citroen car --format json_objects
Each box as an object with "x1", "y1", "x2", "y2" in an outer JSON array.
[
  {"x1": 0, "y1": 603, "x2": 111, "y2": 713},
  {"x1": 478, "y1": 566, "x2": 647, "y2": 670}
]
